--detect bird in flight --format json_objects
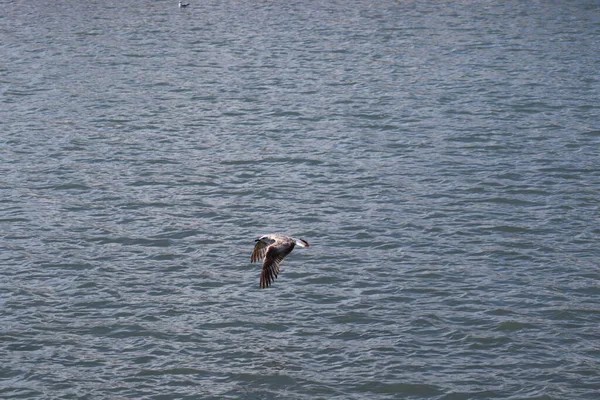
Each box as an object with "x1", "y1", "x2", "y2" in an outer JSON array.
[
  {"x1": 250, "y1": 234, "x2": 309, "y2": 288},
  {"x1": 179, "y1": 1, "x2": 190, "y2": 8}
]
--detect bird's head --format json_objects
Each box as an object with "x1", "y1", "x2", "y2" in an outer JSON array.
[{"x1": 296, "y1": 238, "x2": 309, "y2": 248}]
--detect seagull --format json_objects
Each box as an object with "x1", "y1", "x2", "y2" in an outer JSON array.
[
  {"x1": 251, "y1": 234, "x2": 309, "y2": 288},
  {"x1": 179, "y1": 1, "x2": 190, "y2": 8}
]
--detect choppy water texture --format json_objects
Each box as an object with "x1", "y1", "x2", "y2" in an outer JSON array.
[{"x1": 1, "y1": 0, "x2": 599, "y2": 399}]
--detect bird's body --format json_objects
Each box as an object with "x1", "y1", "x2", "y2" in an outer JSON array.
[
  {"x1": 251, "y1": 234, "x2": 309, "y2": 288},
  {"x1": 179, "y1": 1, "x2": 190, "y2": 8}
]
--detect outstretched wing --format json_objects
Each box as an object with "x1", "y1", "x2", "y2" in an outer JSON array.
[
  {"x1": 260, "y1": 242, "x2": 295, "y2": 289},
  {"x1": 251, "y1": 240, "x2": 269, "y2": 263}
]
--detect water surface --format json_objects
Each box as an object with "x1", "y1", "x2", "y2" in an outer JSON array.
[{"x1": 1, "y1": 1, "x2": 599, "y2": 399}]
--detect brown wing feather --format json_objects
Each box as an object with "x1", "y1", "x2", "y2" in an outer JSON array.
[
  {"x1": 259, "y1": 242, "x2": 295, "y2": 288},
  {"x1": 250, "y1": 241, "x2": 268, "y2": 263}
]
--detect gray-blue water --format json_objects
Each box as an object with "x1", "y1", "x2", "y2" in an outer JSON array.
[{"x1": 1, "y1": 0, "x2": 599, "y2": 399}]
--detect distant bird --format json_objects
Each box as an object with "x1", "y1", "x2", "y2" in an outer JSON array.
[
  {"x1": 251, "y1": 234, "x2": 310, "y2": 288},
  {"x1": 179, "y1": 1, "x2": 190, "y2": 8}
]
